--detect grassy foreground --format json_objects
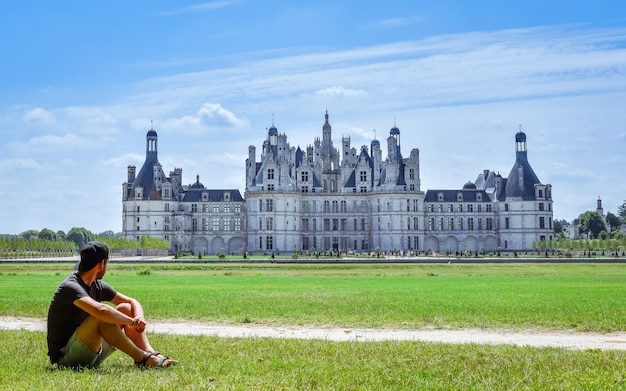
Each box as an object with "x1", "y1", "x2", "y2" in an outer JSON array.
[
  {"x1": 1, "y1": 330, "x2": 624, "y2": 390},
  {"x1": 1, "y1": 262, "x2": 625, "y2": 390}
]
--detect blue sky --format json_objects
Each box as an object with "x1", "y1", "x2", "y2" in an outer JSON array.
[{"x1": 1, "y1": 1, "x2": 626, "y2": 234}]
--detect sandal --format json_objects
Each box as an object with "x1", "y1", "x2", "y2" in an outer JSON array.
[
  {"x1": 135, "y1": 351, "x2": 177, "y2": 368},
  {"x1": 135, "y1": 352, "x2": 154, "y2": 368}
]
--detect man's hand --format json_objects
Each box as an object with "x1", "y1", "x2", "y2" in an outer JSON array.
[{"x1": 129, "y1": 316, "x2": 147, "y2": 333}]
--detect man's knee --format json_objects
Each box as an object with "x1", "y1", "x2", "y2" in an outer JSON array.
[{"x1": 116, "y1": 302, "x2": 132, "y2": 315}]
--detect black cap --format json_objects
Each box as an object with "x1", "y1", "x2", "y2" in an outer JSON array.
[{"x1": 76, "y1": 241, "x2": 109, "y2": 272}]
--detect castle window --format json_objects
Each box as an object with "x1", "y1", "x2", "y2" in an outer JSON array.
[
  {"x1": 438, "y1": 193, "x2": 444, "y2": 201},
  {"x1": 447, "y1": 204, "x2": 453, "y2": 213},
  {"x1": 468, "y1": 218, "x2": 474, "y2": 230},
  {"x1": 538, "y1": 203, "x2": 544, "y2": 211},
  {"x1": 137, "y1": 206, "x2": 140, "y2": 212},
  {"x1": 477, "y1": 193, "x2": 482, "y2": 201},
  {"x1": 213, "y1": 218, "x2": 220, "y2": 231},
  {"x1": 486, "y1": 218, "x2": 493, "y2": 230},
  {"x1": 224, "y1": 204, "x2": 231, "y2": 213},
  {"x1": 438, "y1": 204, "x2": 443, "y2": 213},
  {"x1": 301, "y1": 171, "x2": 309, "y2": 182},
  {"x1": 267, "y1": 184, "x2": 274, "y2": 191},
  {"x1": 266, "y1": 217, "x2": 273, "y2": 230},
  {"x1": 267, "y1": 169, "x2": 275, "y2": 180},
  {"x1": 458, "y1": 218, "x2": 463, "y2": 230},
  {"x1": 192, "y1": 204, "x2": 198, "y2": 213},
  {"x1": 467, "y1": 204, "x2": 473, "y2": 212},
  {"x1": 448, "y1": 218, "x2": 454, "y2": 230},
  {"x1": 457, "y1": 193, "x2": 463, "y2": 202},
  {"x1": 539, "y1": 217, "x2": 545, "y2": 229},
  {"x1": 409, "y1": 169, "x2": 415, "y2": 180},
  {"x1": 213, "y1": 204, "x2": 220, "y2": 213},
  {"x1": 266, "y1": 199, "x2": 274, "y2": 212},
  {"x1": 265, "y1": 236, "x2": 273, "y2": 250},
  {"x1": 505, "y1": 203, "x2": 509, "y2": 211},
  {"x1": 360, "y1": 171, "x2": 367, "y2": 181},
  {"x1": 505, "y1": 217, "x2": 510, "y2": 229}
]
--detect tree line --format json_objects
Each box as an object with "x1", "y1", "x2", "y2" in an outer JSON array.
[{"x1": 0, "y1": 227, "x2": 169, "y2": 258}]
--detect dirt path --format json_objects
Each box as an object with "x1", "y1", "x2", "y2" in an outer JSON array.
[{"x1": 2, "y1": 316, "x2": 625, "y2": 351}]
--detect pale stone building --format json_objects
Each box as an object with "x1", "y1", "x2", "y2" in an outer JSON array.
[
  {"x1": 123, "y1": 112, "x2": 553, "y2": 255},
  {"x1": 122, "y1": 127, "x2": 246, "y2": 255}
]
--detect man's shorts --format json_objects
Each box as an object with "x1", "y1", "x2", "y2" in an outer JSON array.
[{"x1": 56, "y1": 331, "x2": 116, "y2": 369}]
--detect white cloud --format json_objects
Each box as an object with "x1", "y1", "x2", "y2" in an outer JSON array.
[
  {"x1": 23, "y1": 107, "x2": 55, "y2": 125},
  {"x1": 314, "y1": 86, "x2": 369, "y2": 98},
  {"x1": 161, "y1": 103, "x2": 249, "y2": 133},
  {"x1": 0, "y1": 158, "x2": 41, "y2": 170},
  {"x1": 24, "y1": 134, "x2": 91, "y2": 150},
  {"x1": 368, "y1": 15, "x2": 427, "y2": 29},
  {"x1": 159, "y1": 0, "x2": 243, "y2": 15}
]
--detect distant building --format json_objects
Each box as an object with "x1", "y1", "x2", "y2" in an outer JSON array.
[
  {"x1": 121, "y1": 126, "x2": 246, "y2": 255},
  {"x1": 123, "y1": 112, "x2": 554, "y2": 255}
]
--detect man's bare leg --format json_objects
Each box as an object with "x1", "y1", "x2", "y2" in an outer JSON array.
[
  {"x1": 116, "y1": 303, "x2": 176, "y2": 365},
  {"x1": 115, "y1": 303, "x2": 155, "y2": 352},
  {"x1": 75, "y1": 315, "x2": 174, "y2": 367},
  {"x1": 75, "y1": 315, "x2": 145, "y2": 362}
]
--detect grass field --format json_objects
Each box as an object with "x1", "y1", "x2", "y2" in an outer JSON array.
[{"x1": 1, "y1": 262, "x2": 625, "y2": 390}]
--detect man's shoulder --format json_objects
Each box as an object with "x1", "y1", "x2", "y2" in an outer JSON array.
[{"x1": 56, "y1": 273, "x2": 87, "y2": 295}]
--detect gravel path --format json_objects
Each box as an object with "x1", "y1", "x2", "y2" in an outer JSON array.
[{"x1": 2, "y1": 316, "x2": 625, "y2": 351}]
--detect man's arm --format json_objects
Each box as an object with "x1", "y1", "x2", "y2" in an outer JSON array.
[
  {"x1": 73, "y1": 296, "x2": 135, "y2": 326},
  {"x1": 110, "y1": 292, "x2": 147, "y2": 332}
]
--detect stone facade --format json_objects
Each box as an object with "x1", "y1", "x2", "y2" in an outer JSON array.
[
  {"x1": 122, "y1": 127, "x2": 246, "y2": 255},
  {"x1": 123, "y1": 112, "x2": 554, "y2": 255}
]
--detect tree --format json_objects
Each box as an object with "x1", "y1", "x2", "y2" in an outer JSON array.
[
  {"x1": 66, "y1": 227, "x2": 93, "y2": 248},
  {"x1": 39, "y1": 228, "x2": 57, "y2": 241},
  {"x1": 578, "y1": 211, "x2": 607, "y2": 239},
  {"x1": 618, "y1": 200, "x2": 626, "y2": 219},
  {"x1": 19, "y1": 230, "x2": 39, "y2": 240},
  {"x1": 606, "y1": 212, "x2": 622, "y2": 231},
  {"x1": 554, "y1": 219, "x2": 564, "y2": 235}
]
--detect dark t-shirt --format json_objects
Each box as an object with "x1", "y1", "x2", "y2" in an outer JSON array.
[{"x1": 46, "y1": 272, "x2": 117, "y2": 363}]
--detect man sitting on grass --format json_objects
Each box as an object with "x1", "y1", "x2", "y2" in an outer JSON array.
[{"x1": 47, "y1": 241, "x2": 176, "y2": 369}]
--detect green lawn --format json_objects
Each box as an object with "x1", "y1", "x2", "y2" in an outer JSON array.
[
  {"x1": 1, "y1": 262, "x2": 625, "y2": 331},
  {"x1": 1, "y1": 262, "x2": 625, "y2": 390}
]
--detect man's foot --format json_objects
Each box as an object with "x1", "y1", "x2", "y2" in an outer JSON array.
[{"x1": 135, "y1": 352, "x2": 177, "y2": 368}]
